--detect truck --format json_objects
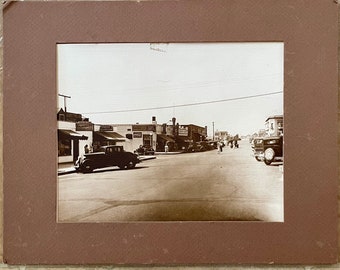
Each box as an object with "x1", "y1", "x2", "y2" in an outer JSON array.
[
  {"x1": 75, "y1": 145, "x2": 141, "y2": 173},
  {"x1": 252, "y1": 136, "x2": 283, "y2": 165},
  {"x1": 252, "y1": 115, "x2": 283, "y2": 165}
]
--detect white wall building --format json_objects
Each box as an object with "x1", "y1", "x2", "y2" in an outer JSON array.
[{"x1": 58, "y1": 120, "x2": 91, "y2": 164}]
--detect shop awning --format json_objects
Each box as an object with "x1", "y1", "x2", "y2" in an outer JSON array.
[
  {"x1": 157, "y1": 134, "x2": 175, "y2": 142},
  {"x1": 58, "y1": 129, "x2": 88, "y2": 140},
  {"x1": 94, "y1": 131, "x2": 125, "y2": 142}
]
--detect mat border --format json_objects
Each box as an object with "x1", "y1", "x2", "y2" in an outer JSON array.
[{"x1": 3, "y1": 0, "x2": 338, "y2": 265}]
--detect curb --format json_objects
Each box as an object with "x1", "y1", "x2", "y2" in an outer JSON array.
[
  {"x1": 58, "y1": 168, "x2": 77, "y2": 176},
  {"x1": 138, "y1": 156, "x2": 157, "y2": 161},
  {"x1": 155, "y1": 152, "x2": 184, "y2": 155}
]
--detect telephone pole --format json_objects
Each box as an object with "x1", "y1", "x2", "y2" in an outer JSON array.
[
  {"x1": 212, "y1": 121, "x2": 215, "y2": 141},
  {"x1": 58, "y1": 94, "x2": 71, "y2": 112}
]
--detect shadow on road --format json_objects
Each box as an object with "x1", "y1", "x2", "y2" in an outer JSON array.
[
  {"x1": 102, "y1": 199, "x2": 264, "y2": 222},
  {"x1": 89, "y1": 166, "x2": 149, "y2": 174}
]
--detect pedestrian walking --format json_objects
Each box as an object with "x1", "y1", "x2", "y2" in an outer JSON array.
[
  {"x1": 217, "y1": 141, "x2": 222, "y2": 154},
  {"x1": 233, "y1": 134, "x2": 239, "y2": 149}
]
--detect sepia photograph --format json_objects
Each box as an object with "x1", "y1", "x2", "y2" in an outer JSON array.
[{"x1": 57, "y1": 42, "x2": 284, "y2": 223}]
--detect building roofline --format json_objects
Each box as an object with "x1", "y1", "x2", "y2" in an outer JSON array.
[{"x1": 265, "y1": 115, "x2": 283, "y2": 122}]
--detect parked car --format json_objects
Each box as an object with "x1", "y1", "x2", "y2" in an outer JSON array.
[
  {"x1": 134, "y1": 145, "x2": 155, "y2": 155},
  {"x1": 209, "y1": 141, "x2": 218, "y2": 149},
  {"x1": 252, "y1": 136, "x2": 283, "y2": 165},
  {"x1": 186, "y1": 141, "x2": 215, "y2": 152},
  {"x1": 75, "y1": 145, "x2": 140, "y2": 173}
]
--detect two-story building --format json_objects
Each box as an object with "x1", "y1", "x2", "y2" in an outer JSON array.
[
  {"x1": 265, "y1": 115, "x2": 283, "y2": 137},
  {"x1": 152, "y1": 117, "x2": 207, "y2": 151}
]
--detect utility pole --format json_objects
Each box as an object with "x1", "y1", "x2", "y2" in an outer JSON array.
[
  {"x1": 212, "y1": 121, "x2": 215, "y2": 141},
  {"x1": 58, "y1": 94, "x2": 71, "y2": 112}
]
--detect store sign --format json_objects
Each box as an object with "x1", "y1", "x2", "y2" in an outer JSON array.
[
  {"x1": 99, "y1": 125, "x2": 113, "y2": 131},
  {"x1": 132, "y1": 124, "x2": 156, "y2": 132},
  {"x1": 76, "y1": 121, "x2": 94, "y2": 131},
  {"x1": 178, "y1": 126, "x2": 189, "y2": 136},
  {"x1": 133, "y1": 132, "x2": 142, "y2": 138}
]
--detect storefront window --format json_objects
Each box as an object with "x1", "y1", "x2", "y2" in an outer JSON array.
[{"x1": 58, "y1": 139, "x2": 71, "y2": 156}]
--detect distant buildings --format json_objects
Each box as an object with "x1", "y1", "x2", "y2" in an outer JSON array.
[
  {"x1": 214, "y1": 131, "x2": 229, "y2": 142},
  {"x1": 57, "y1": 111, "x2": 208, "y2": 164}
]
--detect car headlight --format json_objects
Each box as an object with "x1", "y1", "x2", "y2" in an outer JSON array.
[
  {"x1": 264, "y1": 148, "x2": 275, "y2": 160},
  {"x1": 267, "y1": 140, "x2": 277, "y2": 144}
]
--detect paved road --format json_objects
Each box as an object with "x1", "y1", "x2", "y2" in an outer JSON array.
[{"x1": 58, "y1": 140, "x2": 283, "y2": 222}]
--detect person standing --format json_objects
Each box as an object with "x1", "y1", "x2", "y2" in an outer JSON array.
[
  {"x1": 234, "y1": 134, "x2": 239, "y2": 148},
  {"x1": 84, "y1": 144, "x2": 89, "y2": 154}
]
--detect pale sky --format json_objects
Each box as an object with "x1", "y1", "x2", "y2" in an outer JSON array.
[{"x1": 57, "y1": 42, "x2": 283, "y2": 137}]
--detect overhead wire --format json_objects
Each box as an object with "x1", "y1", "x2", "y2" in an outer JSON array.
[{"x1": 82, "y1": 91, "x2": 283, "y2": 115}]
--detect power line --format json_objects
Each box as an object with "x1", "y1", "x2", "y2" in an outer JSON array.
[{"x1": 82, "y1": 91, "x2": 283, "y2": 115}]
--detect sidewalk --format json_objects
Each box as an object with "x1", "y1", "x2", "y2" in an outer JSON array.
[
  {"x1": 58, "y1": 162, "x2": 76, "y2": 175},
  {"x1": 155, "y1": 151, "x2": 184, "y2": 155}
]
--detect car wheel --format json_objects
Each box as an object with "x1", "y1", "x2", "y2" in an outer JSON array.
[
  {"x1": 82, "y1": 160, "x2": 93, "y2": 173},
  {"x1": 118, "y1": 163, "x2": 126, "y2": 170},
  {"x1": 126, "y1": 161, "x2": 136, "y2": 169},
  {"x1": 264, "y1": 159, "x2": 272, "y2": 165},
  {"x1": 264, "y1": 148, "x2": 275, "y2": 165},
  {"x1": 255, "y1": 156, "x2": 261, "y2": 162}
]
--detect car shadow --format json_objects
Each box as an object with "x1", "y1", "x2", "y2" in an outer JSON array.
[{"x1": 90, "y1": 166, "x2": 149, "y2": 174}]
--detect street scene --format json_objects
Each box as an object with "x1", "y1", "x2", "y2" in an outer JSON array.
[
  {"x1": 58, "y1": 140, "x2": 283, "y2": 222},
  {"x1": 57, "y1": 42, "x2": 284, "y2": 222}
]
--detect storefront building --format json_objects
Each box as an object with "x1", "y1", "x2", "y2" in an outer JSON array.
[
  {"x1": 158, "y1": 120, "x2": 208, "y2": 151},
  {"x1": 58, "y1": 112, "x2": 211, "y2": 159},
  {"x1": 174, "y1": 124, "x2": 207, "y2": 150},
  {"x1": 99, "y1": 123, "x2": 159, "y2": 153},
  {"x1": 93, "y1": 124, "x2": 126, "y2": 151},
  {"x1": 58, "y1": 120, "x2": 90, "y2": 164},
  {"x1": 57, "y1": 109, "x2": 92, "y2": 164}
]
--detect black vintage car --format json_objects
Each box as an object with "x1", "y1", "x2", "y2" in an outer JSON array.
[
  {"x1": 186, "y1": 141, "x2": 214, "y2": 152},
  {"x1": 252, "y1": 136, "x2": 283, "y2": 165},
  {"x1": 75, "y1": 145, "x2": 140, "y2": 173}
]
